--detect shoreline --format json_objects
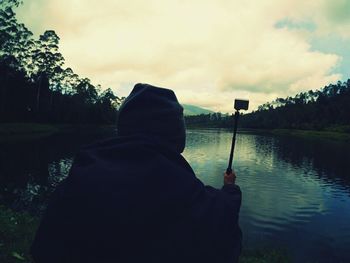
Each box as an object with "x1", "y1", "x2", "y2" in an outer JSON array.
[
  {"x1": 2, "y1": 123, "x2": 349, "y2": 143},
  {"x1": 186, "y1": 126, "x2": 350, "y2": 142},
  {"x1": 0, "y1": 123, "x2": 117, "y2": 143},
  {"x1": 249, "y1": 128, "x2": 350, "y2": 142}
]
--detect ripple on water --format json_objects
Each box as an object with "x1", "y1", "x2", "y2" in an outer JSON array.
[
  {"x1": 249, "y1": 214, "x2": 291, "y2": 233},
  {"x1": 187, "y1": 130, "x2": 350, "y2": 262}
]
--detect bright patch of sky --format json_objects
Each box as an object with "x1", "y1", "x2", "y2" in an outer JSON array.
[
  {"x1": 15, "y1": 0, "x2": 350, "y2": 113},
  {"x1": 275, "y1": 17, "x2": 350, "y2": 81},
  {"x1": 310, "y1": 35, "x2": 350, "y2": 80}
]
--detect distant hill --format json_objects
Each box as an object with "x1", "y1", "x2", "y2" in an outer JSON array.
[{"x1": 182, "y1": 104, "x2": 214, "y2": 116}]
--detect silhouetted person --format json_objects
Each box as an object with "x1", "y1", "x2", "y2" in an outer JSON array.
[{"x1": 31, "y1": 83, "x2": 242, "y2": 263}]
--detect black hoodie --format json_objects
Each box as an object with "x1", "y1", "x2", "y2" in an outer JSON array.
[{"x1": 31, "y1": 84, "x2": 242, "y2": 263}]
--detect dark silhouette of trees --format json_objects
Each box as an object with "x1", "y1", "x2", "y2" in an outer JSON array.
[
  {"x1": 185, "y1": 81, "x2": 350, "y2": 131},
  {"x1": 185, "y1": 113, "x2": 234, "y2": 128},
  {"x1": 31, "y1": 30, "x2": 64, "y2": 113},
  {"x1": 240, "y1": 80, "x2": 350, "y2": 131},
  {"x1": 0, "y1": 2, "x2": 120, "y2": 124}
]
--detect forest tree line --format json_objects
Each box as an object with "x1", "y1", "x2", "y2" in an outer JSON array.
[
  {"x1": 185, "y1": 79, "x2": 350, "y2": 132},
  {"x1": 0, "y1": 0, "x2": 121, "y2": 124},
  {"x1": 185, "y1": 112, "x2": 234, "y2": 128},
  {"x1": 240, "y1": 80, "x2": 350, "y2": 131},
  {"x1": 2, "y1": 0, "x2": 349, "y2": 130}
]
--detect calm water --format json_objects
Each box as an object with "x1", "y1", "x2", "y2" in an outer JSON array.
[{"x1": 1, "y1": 129, "x2": 350, "y2": 262}]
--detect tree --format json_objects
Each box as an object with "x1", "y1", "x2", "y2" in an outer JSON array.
[
  {"x1": 0, "y1": 6, "x2": 34, "y2": 71},
  {"x1": 0, "y1": 3, "x2": 34, "y2": 117},
  {"x1": 0, "y1": 0, "x2": 22, "y2": 9},
  {"x1": 31, "y1": 30, "x2": 65, "y2": 112},
  {"x1": 75, "y1": 78, "x2": 98, "y2": 104},
  {"x1": 0, "y1": 2, "x2": 120, "y2": 124}
]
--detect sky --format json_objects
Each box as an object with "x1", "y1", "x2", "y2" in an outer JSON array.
[{"x1": 16, "y1": 0, "x2": 350, "y2": 112}]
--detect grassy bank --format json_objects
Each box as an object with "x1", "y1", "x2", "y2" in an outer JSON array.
[
  {"x1": 268, "y1": 128, "x2": 350, "y2": 142},
  {"x1": 0, "y1": 206, "x2": 290, "y2": 263},
  {"x1": 187, "y1": 124, "x2": 350, "y2": 142},
  {"x1": 0, "y1": 123, "x2": 117, "y2": 143},
  {"x1": 240, "y1": 249, "x2": 290, "y2": 263},
  {"x1": 0, "y1": 206, "x2": 38, "y2": 263},
  {"x1": 186, "y1": 123, "x2": 229, "y2": 129}
]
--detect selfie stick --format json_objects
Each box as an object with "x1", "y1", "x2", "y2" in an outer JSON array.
[{"x1": 226, "y1": 99, "x2": 249, "y2": 174}]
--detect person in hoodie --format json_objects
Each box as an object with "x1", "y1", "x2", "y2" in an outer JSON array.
[{"x1": 31, "y1": 83, "x2": 242, "y2": 263}]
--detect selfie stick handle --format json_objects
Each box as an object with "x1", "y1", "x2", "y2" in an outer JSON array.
[{"x1": 226, "y1": 110, "x2": 240, "y2": 174}]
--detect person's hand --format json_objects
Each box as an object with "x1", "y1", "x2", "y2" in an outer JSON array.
[{"x1": 224, "y1": 171, "x2": 236, "y2": 185}]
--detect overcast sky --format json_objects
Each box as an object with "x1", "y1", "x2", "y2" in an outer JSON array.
[{"x1": 16, "y1": 0, "x2": 350, "y2": 112}]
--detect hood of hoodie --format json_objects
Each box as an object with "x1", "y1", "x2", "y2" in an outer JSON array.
[{"x1": 117, "y1": 83, "x2": 186, "y2": 153}]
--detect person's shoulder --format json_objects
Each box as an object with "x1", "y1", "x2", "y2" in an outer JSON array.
[{"x1": 71, "y1": 135, "x2": 191, "y2": 176}]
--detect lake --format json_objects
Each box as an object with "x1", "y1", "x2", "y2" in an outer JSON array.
[{"x1": 1, "y1": 128, "x2": 349, "y2": 262}]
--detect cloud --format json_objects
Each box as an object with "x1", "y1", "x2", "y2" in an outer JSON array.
[
  {"x1": 317, "y1": 0, "x2": 350, "y2": 38},
  {"x1": 279, "y1": 0, "x2": 350, "y2": 38},
  {"x1": 16, "y1": 0, "x2": 347, "y2": 112}
]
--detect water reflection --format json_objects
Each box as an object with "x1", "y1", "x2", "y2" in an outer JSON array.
[
  {"x1": 0, "y1": 131, "x2": 114, "y2": 213},
  {"x1": 0, "y1": 129, "x2": 349, "y2": 262},
  {"x1": 183, "y1": 129, "x2": 350, "y2": 262}
]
